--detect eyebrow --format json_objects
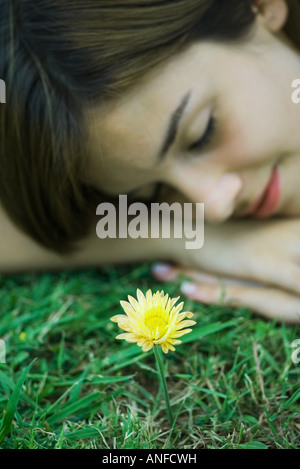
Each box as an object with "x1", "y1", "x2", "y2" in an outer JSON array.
[{"x1": 158, "y1": 91, "x2": 192, "y2": 161}]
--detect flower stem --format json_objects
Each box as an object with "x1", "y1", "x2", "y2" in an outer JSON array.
[{"x1": 153, "y1": 345, "x2": 174, "y2": 426}]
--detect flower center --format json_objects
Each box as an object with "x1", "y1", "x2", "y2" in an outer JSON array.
[{"x1": 144, "y1": 305, "x2": 168, "y2": 340}]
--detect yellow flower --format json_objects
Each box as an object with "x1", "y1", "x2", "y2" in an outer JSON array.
[{"x1": 110, "y1": 289, "x2": 196, "y2": 354}]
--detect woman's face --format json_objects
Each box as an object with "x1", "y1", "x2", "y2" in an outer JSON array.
[{"x1": 87, "y1": 11, "x2": 300, "y2": 223}]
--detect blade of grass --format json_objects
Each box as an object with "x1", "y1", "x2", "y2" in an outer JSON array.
[
  {"x1": 0, "y1": 359, "x2": 36, "y2": 444},
  {"x1": 180, "y1": 320, "x2": 238, "y2": 345},
  {"x1": 46, "y1": 392, "x2": 103, "y2": 425}
]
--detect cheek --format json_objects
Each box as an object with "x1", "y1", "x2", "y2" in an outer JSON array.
[
  {"x1": 101, "y1": 164, "x2": 153, "y2": 193},
  {"x1": 95, "y1": 149, "x2": 161, "y2": 195},
  {"x1": 218, "y1": 68, "x2": 289, "y2": 164},
  {"x1": 216, "y1": 106, "x2": 282, "y2": 169}
]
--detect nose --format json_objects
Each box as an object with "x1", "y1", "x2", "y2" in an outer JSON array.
[{"x1": 205, "y1": 173, "x2": 243, "y2": 223}]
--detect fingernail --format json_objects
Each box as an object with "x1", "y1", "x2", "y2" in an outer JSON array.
[
  {"x1": 152, "y1": 263, "x2": 172, "y2": 276},
  {"x1": 181, "y1": 281, "x2": 197, "y2": 296}
]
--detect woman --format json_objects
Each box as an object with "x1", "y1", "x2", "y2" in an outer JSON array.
[{"x1": 1, "y1": 0, "x2": 300, "y2": 322}]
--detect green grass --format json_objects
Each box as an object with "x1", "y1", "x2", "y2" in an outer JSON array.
[{"x1": 0, "y1": 263, "x2": 299, "y2": 449}]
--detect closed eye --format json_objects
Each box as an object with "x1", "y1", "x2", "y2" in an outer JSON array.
[{"x1": 188, "y1": 116, "x2": 217, "y2": 153}]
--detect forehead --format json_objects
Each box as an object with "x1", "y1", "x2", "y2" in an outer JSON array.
[
  {"x1": 87, "y1": 37, "x2": 249, "y2": 178},
  {"x1": 88, "y1": 43, "x2": 207, "y2": 164}
]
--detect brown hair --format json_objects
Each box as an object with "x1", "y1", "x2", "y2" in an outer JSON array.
[{"x1": 0, "y1": 0, "x2": 299, "y2": 253}]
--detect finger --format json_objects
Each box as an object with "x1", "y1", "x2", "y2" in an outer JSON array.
[
  {"x1": 180, "y1": 282, "x2": 300, "y2": 324},
  {"x1": 152, "y1": 263, "x2": 219, "y2": 284},
  {"x1": 151, "y1": 263, "x2": 179, "y2": 281},
  {"x1": 152, "y1": 263, "x2": 266, "y2": 288},
  {"x1": 246, "y1": 253, "x2": 300, "y2": 295},
  {"x1": 153, "y1": 261, "x2": 300, "y2": 296},
  {"x1": 263, "y1": 263, "x2": 300, "y2": 296}
]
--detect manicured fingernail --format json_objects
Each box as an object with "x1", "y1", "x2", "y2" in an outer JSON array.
[
  {"x1": 152, "y1": 263, "x2": 172, "y2": 276},
  {"x1": 181, "y1": 281, "x2": 197, "y2": 296}
]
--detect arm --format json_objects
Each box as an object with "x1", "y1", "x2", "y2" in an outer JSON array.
[{"x1": 0, "y1": 205, "x2": 171, "y2": 274}]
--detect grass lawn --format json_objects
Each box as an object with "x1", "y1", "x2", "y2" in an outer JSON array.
[{"x1": 0, "y1": 262, "x2": 299, "y2": 449}]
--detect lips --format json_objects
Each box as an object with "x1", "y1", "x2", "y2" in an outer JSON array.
[{"x1": 243, "y1": 168, "x2": 281, "y2": 218}]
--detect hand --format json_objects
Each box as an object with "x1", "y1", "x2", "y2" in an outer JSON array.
[
  {"x1": 153, "y1": 218, "x2": 300, "y2": 323},
  {"x1": 152, "y1": 263, "x2": 300, "y2": 323}
]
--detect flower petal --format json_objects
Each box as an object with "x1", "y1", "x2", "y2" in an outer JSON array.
[
  {"x1": 136, "y1": 289, "x2": 146, "y2": 308},
  {"x1": 120, "y1": 300, "x2": 136, "y2": 317},
  {"x1": 112, "y1": 289, "x2": 195, "y2": 353},
  {"x1": 116, "y1": 333, "x2": 139, "y2": 343},
  {"x1": 127, "y1": 295, "x2": 141, "y2": 312},
  {"x1": 142, "y1": 341, "x2": 154, "y2": 352},
  {"x1": 110, "y1": 314, "x2": 128, "y2": 324},
  {"x1": 174, "y1": 320, "x2": 197, "y2": 330},
  {"x1": 170, "y1": 329, "x2": 193, "y2": 338}
]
